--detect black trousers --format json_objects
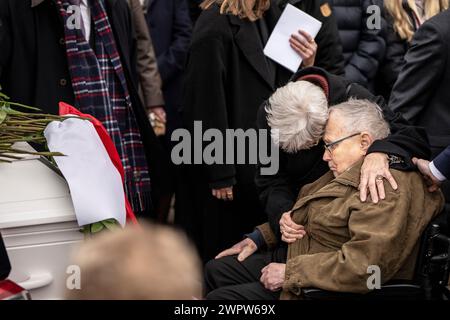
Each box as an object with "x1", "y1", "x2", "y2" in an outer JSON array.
[{"x1": 204, "y1": 246, "x2": 287, "y2": 300}]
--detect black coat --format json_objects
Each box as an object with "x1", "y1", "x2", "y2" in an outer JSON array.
[
  {"x1": 280, "y1": 0, "x2": 345, "y2": 76},
  {"x1": 0, "y1": 0, "x2": 169, "y2": 216},
  {"x1": 256, "y1": 66, "x2": 431, "y2": 237},
  {"x1": 179, "y1": 3, "x2": 292, "y2": 261},
  {"x1": 389, "y1": 9, "x2": 450, "y2": 202},
  {"x1": 328, "y1": 0, "x2": 386, "y2": 90},
  {"x1": 389, "y1": 9, "x2": 450, "y2": 158},
  {"x1": 188, "y1": 0, "x2": 203, "y2": 25},
  {"x1": 376, "y1": 2, "x2": 418, "y2": 100},
  {"x1": 145, "y1": 0, "x2": 192, "y2": 136}
]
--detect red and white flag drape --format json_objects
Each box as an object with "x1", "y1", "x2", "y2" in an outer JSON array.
[{"x1": 43, "y1": 102, "x2": 138, "y2": 227}]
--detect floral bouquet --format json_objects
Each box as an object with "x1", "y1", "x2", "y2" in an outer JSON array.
[{"x1": 0, "y1": 89, "x2": 120, "y2": 235}]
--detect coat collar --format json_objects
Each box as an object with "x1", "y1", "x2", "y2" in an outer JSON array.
[
  {"x1": 291, "y1": 159, "x2": 364, "y2": 212},
  {"x1": 333, "y1": 159, "x2": 364, "y2": 189},
  {"x1": 32, "y1": 0, "x2": 117, "y2": 7},
  {"x1": 31, "y1": 0, "x2": 46, "y2": 7},
  {"x1": 291, "y1": 66, "x2": 352, "y2": 106},
  {"x1": 228, "y1": 4, "x2": 281, "y2": 90}
]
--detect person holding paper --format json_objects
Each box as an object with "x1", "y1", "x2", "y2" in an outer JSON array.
[
  {"x1": 278, "y1": 0, "x2": 345, "y2": 76},
  {"x1": 179, "y1": 0, "x2": 292, "y2": 262},
  {"x1": 289, "y1": 29, "x2": 318, "y2": 68}
]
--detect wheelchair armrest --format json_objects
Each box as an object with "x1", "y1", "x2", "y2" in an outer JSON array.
[
  {"x1": 302, "y1": 283, "x2": 423, "y2": 300},
  {"x1": 302, "y1": 288, "x2": 363, "y2": 300}
]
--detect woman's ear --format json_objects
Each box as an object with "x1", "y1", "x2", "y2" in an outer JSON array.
[{"x1": 360, "y1": 132, "x2": 373, "y2": 152}]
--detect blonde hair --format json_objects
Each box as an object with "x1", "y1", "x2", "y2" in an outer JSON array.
[
  {"x1": 200, "y1": 0, "x2": 270, "y2": 21},
  {"x1": 266, "y1": 81, "x2": 328, "y2": 153},
  {"x1": 66, "y1": 223, "x2": 202, "y2": 300},
  {"x1": 385, "y1": 0, "x2": 449, "y2": 42}
]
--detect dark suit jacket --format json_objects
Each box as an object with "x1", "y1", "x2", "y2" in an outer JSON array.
[
  {"x1": 434, "y1": 146, "x2": 450, "y2": 180},
  {"x1": 375, "y1": 1, "x2": 418, "y2": 101},
  {"x1": 389, "y1": 9, "x2": 450, "y2": 158},
  {"x1": 145, "y1": 0, "x2": 192, "y2": 134}
]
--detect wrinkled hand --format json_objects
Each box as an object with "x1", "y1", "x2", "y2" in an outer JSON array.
[
  {"x1": 215, "y1": 238, "x2": 257, "y2": 262},
  {"x1": 359, "y1": 153, "x2": 398, "y2": 203},
  {"x1": 279, "y1": 211, "x2": 306, "y2": 243},
  {"x1": 212, "y1": 186, "x2": 233, "y2": 201},
  {"x1": 150, "y1": 106, "x2": 166, "y2": 123},
  {"x1": 260, "y1": 263, "x2": 286, "y2": 292},
  {"x1": 290, "y1": 30, "x2": 317, "y2": 68},
  {"x1": 412, "y1": 157, "x2": 442, "y2": 192}
]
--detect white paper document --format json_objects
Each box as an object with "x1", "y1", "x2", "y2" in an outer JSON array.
[
  {"x1": 264, "y1": 4, "x2": 322, "y2": 73},
  {"x1": 44, "y1": 118, "x2": 126, "y2": 227}
]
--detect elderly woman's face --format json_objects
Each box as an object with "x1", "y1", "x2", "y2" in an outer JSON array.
[{"x1": 322, "y1": 112, "x2": 367, "y2": 177}]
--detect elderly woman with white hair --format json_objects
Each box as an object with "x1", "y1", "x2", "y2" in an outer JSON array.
[
  {"x1": 180, "y1": 0, "x2": 294, "y2": 262},
  {"x1": 253, "y1": 66, "x2": 430, "y2": 246},
  {"x1": 205, "y1": 99, "x2": 444, "y2": 300}
]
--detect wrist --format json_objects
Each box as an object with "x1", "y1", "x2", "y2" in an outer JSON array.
[{"x1": 429, "y1": 161, "x2": 447, "y2": 182}]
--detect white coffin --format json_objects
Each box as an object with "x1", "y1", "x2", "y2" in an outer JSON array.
[{"x1": 0, "y1": 156, "x2": 83, "y2": 300}]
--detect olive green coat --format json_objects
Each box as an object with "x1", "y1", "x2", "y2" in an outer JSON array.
[{"x1": 257, "y1": 160, "x2": 444, "y2": 299}]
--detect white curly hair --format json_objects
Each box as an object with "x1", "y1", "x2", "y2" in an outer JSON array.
[{"x1": 266, "y1": 80, "x2": 328, "y2": 153}]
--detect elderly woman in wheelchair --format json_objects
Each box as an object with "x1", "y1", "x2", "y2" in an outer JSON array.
[{"x1": 204, "y1": 99, "x2": 446, "y2": 300}]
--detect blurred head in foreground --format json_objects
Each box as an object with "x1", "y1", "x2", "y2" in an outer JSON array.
[{"x1": 66, "y1": 223, "x2": 202, "y2": 300}]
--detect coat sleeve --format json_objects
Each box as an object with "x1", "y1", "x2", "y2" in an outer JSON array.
[
  {"x1": 347, "y1": 82, "x2": 431, "y2": 168},
  {"x1": 343, "y1": 0, "x2": 386, "y2": 88},
  {"x1": 128, "y1": 0, "x2": 165, "y2": 109},
  {"x1": 313, "y1": 0, "x2": 345, "y2": 76},
  {"x1": 156, "y1": 0, "x2": 192, "y2": 84},
  {"x1": 433, "y1": 146, "x2": 450, "y2": 180},
  {"x1": 389, "y1": 20, "x2": 447, "y2": 123},
  {"x1": 0, "y1": 0, "x2": 11, "y2": 81},
  {"x1": 183, "y1": 36, "x2": 236, "y2": 188},
  {"x1": 255, "y1": 103, "x2": 297, "y2": 236},
  {"x1": 256, "y1": 222, "x2": 279, "y2": 249},
  {"x1": 283, "y1": 189, "x2": 435, "y2": 294}
]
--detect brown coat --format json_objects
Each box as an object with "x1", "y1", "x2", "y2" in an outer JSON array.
[
  {"x1": 257, "y1": 160, "x2": 444, "y2": 299},
  {"x1": 128, "y1": 0, "x2": 165, "y2": 109}
]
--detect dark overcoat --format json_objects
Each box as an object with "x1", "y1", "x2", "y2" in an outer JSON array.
[
  {"x1": 178, "y1": 2, "x2": 292, "y2": 261},
  {"x1": 145, "y1": 0, "x2": 193, "y2": 137},
  {"x1": 389, "y1": 9, "x2": 450, "y2": 201}
]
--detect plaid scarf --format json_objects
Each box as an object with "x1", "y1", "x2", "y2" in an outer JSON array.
[{"x1": 57, "y1": 0, "x2": 151, "y2": 213}]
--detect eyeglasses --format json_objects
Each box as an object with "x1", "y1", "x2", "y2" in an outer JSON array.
[{"x1": 323, "y1": 132, "x2": 361, "y2": 154}]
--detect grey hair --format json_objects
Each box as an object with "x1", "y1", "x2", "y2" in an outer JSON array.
[
  {"x1": 266, "y1": 81, "x2": 328, "y2": 153},
  {"x1": 328, "y1": 99, "x2": 390, "y2": 140}
]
